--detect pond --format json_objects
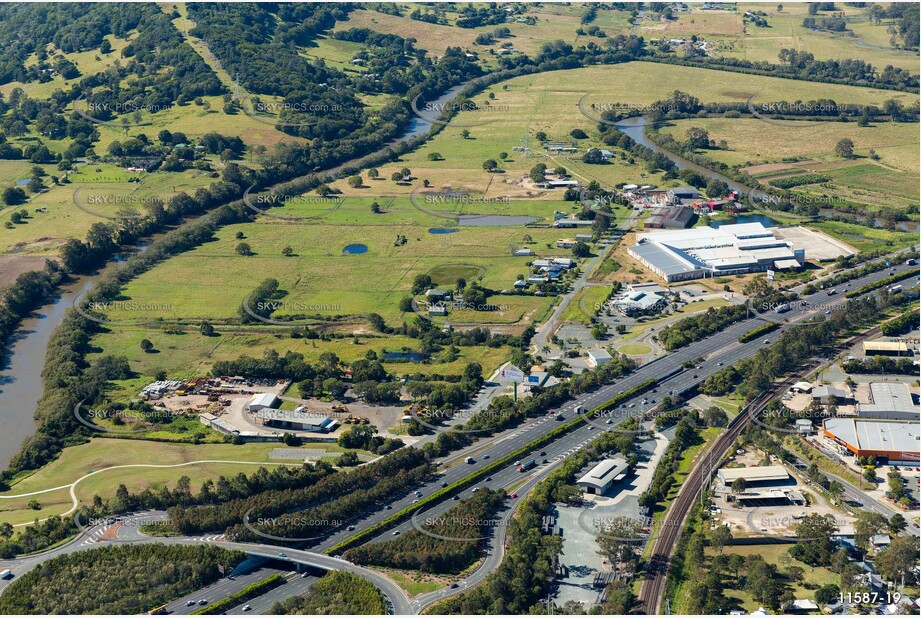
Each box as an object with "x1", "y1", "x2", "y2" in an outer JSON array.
[
  {"x1": 342, "y1": 244, "x2": 368, "y2": 255},
  {"x1": 710, "y1": 214, "x2": 780, "y2": 228},
  {"x1": 382, "y1": 352, "x2": 428, "y2": 362},
  {"x1": 429, "y1": 228, "x2": 459, "y2": 234}
]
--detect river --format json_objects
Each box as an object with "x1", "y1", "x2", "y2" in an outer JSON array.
[{"x1": 0, "y1": 79, "x2": 483, "y2": 470}]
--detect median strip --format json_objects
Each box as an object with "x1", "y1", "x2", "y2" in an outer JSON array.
[{"x1": 325, "y1": 378, "x2": 658, "y2": 555}]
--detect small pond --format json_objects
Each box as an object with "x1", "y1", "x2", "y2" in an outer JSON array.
[{"x1": 342, "y1": 243, "x2": 368, "y2": 255}]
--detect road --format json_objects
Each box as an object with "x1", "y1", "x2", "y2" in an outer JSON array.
[
  {"x1": 0, "y1": 261, "x2": 913, "y2": 615},
  {"x1": 636, "y1": 320, "x2": 918, "y2": 614}
]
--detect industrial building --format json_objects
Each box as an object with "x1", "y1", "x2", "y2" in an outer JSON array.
[
  {"x1": 858, "y1": 383, "x2": 918, "y2": 420},
  {"x1": 613, "y1": 289, "x2": 668, "y2": 317},
  {"x1": 666, "y1": 187, "x2": 701, "y2": 206},
  {"x1": 812, "y1": 385, "x2": 852, "y2": 405},
  {"x1": 822, "y1": 418, "x2": 920, "y2": 465},
  {"x1": 577, "y1": 457, "x2": 629, "y2": 495},
  {"x1": 254, "y1": 408, "x2": 339, "y2": 433},
  {"x1": 628, "y1": 223, "x2": 803, "y2": 282},
  {"x1": 586, "y1": 348, "x2": 612, "y2": 368},
  {"x1": 643, "y1": 206, "x2": 697, "y2": 229},
  {"x1": 246, "y1": 392, "x2": 280, "y2": 413},
  {"x1": 717, "y1": 465, "x2": 790, "y2": 487},
  {"x1": 863, "y1": 341, "x2": 912, "y2": 356}
]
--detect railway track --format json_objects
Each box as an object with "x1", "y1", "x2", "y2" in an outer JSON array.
[{"x1": 636, "y1": 324, "x2": 884, "y2": 614}]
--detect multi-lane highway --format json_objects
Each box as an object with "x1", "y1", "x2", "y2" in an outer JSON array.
[{"x1": 0, "y1": 260, "x2": 914, "y2": 615}]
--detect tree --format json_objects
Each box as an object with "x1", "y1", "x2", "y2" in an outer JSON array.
[
  {"x1": 368, "y1": 168, "x2": 378, "y2": 180},
  {"x1": 685, "y1": 127, "x2": 710, "y2": 150},
  {"x1": 731, "y1": 477, "x2": 748, "y2": 494},
  {"x1": 887, "y1": 513, "x2": 906, "y2": 535},
  {"x1": 854, "y1": 511, "x2": 888, "y2": 551},
  {"x1": 461, "y1": 129, "x2": 471, "y2": 139},
  {"x1": 815, "y1": 584, "x2": 839, "y2": 606},
  {"x1": 835, "y1": 138, "x2": 855, "y2": 159},
  {"x1": 199, "y1": 321, "x2": 215, "y2": 336},
  {"x1": 282, "y1": 246, "x2": 293, "y2": 256},
  {"x1": 427, "y1": 153, "x2": 443, "y2": 161},
  {"x1": 591, "y1": 324, "x2": 607, "y2": 340},
  {"x1": 140, "y1": 339, "x2": 154, "y2": 353},
  {"x1": 483, "y1": 159, "x2": 498, "y2": 171},
  {"x1": 235, "y1": 242, "x2": 252, "y2": 256},
  {"x1": 709, "y1": 523, "x2": 732, "y2": 554},
  {"x1": 3, "y1": 186, "x2": 27, "y2": 206},
  {"x1": 572, "y1": 241, "x2": 591, "y2": 258},
  {"x1": 596, "y1": 516, "x2": 643, "y2": 565},
  {"x1": 391, "y1": 172, "x2": 403, "y2": 182},
  {"x1": 582, "y1": 148, "x2": 605, "y2": 164},
  {"x1": 347, "y1": 175, "x2": 363, "y2": 188},
  {"x1": 875, "y1": 535, "x2": 916, "y2": 586}
]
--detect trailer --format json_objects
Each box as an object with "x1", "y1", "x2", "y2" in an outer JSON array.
[{"x1": 517, "y1": 459, "x2": 536, "y2": 472}]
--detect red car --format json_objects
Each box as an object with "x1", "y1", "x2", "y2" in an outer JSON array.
[{"x1": 509, "y1": 493, "x2": 518, "y2": 499}]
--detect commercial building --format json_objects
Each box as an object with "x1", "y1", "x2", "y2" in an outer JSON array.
[
  {"x1": 577, "y1": 457, "x2": 629, "y2": 495},
  {"x1": 666, "y1": 187, "x2": 701, "y2": 205},
  {"x1": 586, "y1": 348, "x2": 612, "y2": 368},
  {"x1": 613, "y1": 289, "x2": 668, "y2": 317},
  {"x1": 858, "y1": 383, "x2": 918, "y2": 420},
  {"x1": 812, "y1": 385, "x2": 852, "y2": 405},
  {"x1": 863, "y1": 341, "x2": 912, "y2": 356},
  {"x1": 246, "y1": 392, "x2": 280, "y2": 413},
  {"x1": 643, "y1": 206, "x2": 697, "y2": 229},
  {"x1": 822, "y1": 418, "x2": 920, "y2": 465},
  {"x1": 254, "y1": 408, "x2": 339, "y2": 433},
  {"x1": 717, "y1": 465, "x2": 790, "y2": 487},
  {"x1": 628, "y1": 223, "x2": 803, "y2": 282}
]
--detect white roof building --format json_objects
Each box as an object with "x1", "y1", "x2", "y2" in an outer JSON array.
[
  {"x1": 246, "y1": 392, "x2": 280, "y2": 412},
  {"x1": 586, "y1": 348, "x2": 612, "y2": 368},
  {"x1": 577, "y1": 457, "x2": 629, "y2": 494}
]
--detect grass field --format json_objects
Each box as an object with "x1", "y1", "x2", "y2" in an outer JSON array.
[
  {"x1": 0, "y1": 164, "x2": 216, "y2": 255},
  {"x1": 673, "y1": 543, "x2": 840, "y2": 613},
  {"x1": 639, "y1": 4, "x2": 920, "y2": 73},
  {"x1": 0, "y1": 439, "x2": 362, "y2": 526},
  {"x1": 657, "y1": 117, "x2": 920, "y2": 213}
]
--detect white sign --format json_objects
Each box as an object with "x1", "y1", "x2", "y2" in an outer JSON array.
[
  {"x1": 766, "y1": 269, "x2": 775, "y2": 281},
  {"x1": 500, "y1": 365, "x2": 525, "y2": 383}
]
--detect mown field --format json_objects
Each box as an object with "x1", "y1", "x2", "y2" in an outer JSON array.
[
  {"x1": 0, "y1": 439, "x2": 359, "y2": 526},
  {"x1": 0, "y1": 163, "x2": 216, "y2": 255},
  {"x1": 658, "y1": 117, "x2": 920, "y2": 213},
  {"x1": 640, "y1": 3, "x2": 920, "y2": 72}
]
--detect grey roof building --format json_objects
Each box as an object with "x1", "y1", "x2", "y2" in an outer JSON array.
[{"x1": 858, "y1": 383, "x2": 918, "y2": 420}]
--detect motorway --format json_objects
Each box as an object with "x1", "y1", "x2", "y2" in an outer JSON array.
[
  {"x1": 307, "y1": 261, "x2": 917, "y2": 556},
  {"x1": 0, "y1": 261, "x2": 914, "y2": 614}
]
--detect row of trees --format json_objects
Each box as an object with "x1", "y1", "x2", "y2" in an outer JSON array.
[
  {"x1": 0, "y1": 544, "x2": 244, "y2": 615},
  {"x1": 344, "y1": 488, "x2": 506, "y2": 574}
]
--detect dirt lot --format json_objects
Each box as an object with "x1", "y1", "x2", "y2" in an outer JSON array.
[
  {"x1": 0, "y1": 254, "x2": 57, "y2": 287},
  {"x1": 774, "y1": 226, "x2": 857, "y2": 262}
]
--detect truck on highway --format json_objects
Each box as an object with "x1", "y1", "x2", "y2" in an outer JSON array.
[
  {"x1": 465, "y1": 456, "x2": 475, "y2": 464},
  {"x1": 517, "y1": 459, "x2": 536, "y2": 472},
  {"x1": 776, "y1": 303, "x2": 790, "y2": 314},
  {"x1": 0, "y1": 569, "x2": 12, "y2": 580},
  {"x1": 574, "y1": 405, "x2": 583, "y2": 415},
  {"x1": 888, "y1": 285, "x2": 903, "y2": 294}
]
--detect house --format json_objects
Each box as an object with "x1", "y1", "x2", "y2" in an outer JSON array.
[
  {"x1": 577, "y1": 457, "x2": 629, "y2": 495},
  {"x1": 425, "y1": 289, "x2": 450, "y2": 300},
  {"x1": 871, "y1": 534, "x2": 891, "y2": 551},
  {"x1": 586, "y1": 348, "x2": 612, "y2": 368},
  {"x1": 528, "y1": 275, "x2": 549, "y2": 284},
  {"x1": 513, "y1": 279, "x2": 529, "y2": 289},
  {"x1": 514, "y1": 248, "x2": 534, "y2": 256},
  {"x1": 791, "y1": 381, "x2": 813, "y2": 393},
  {"x1": 666, "y1": 187, "x2": 701, "y2": 205},
  {"x1": 789, "y1": 600, "x2": 818, "y2": 612},
  {"x1": 547, "y1": 179, "x2": 581, "y2": 188},
  {"x1": 599, "y1": 149, "x2": 614, "y2": 159},
  {"x1": 246, "y1": 392, "x2": 280, "y2": 413},
  {"x1": 812, "y1": 385, "x2": 852, "y2": 405},
  {"x1": 552, "y1": 258, "x2": 575, "y2": 268},
  {"x1": 575, "y1": 234, "x2": 593, "y2": 242},
  {"x1": 556, "y1": 238, "x2": 577, "y2": 249}
]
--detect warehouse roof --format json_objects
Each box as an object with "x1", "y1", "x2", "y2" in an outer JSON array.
[
  {"x1": 577, "y1": 457, "x2": 629, "y2": 490},
  {"x1": 630, "y1": 242, "x2": 704, "y2": 278},
  {"x1": 247, "y1": 392, "x2": 280, "y2": 408},
  {"x1": 717, "y1": 465, "x2": 789, "y2": 484},
  {"x1": 864, "y1": 383, "x2": 916, "y2": 414},
  {"x1": 824, "y1": 418, "x2": 921, "y2": 453}
]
